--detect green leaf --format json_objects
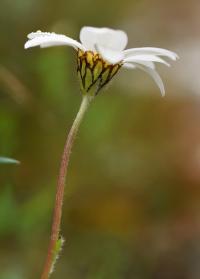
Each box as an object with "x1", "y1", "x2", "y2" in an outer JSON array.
[{"x1": 0, "y1": 157, "x2": 20, "y2": 164}]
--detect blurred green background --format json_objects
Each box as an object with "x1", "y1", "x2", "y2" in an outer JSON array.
[{"x1": 1, "y1": 0, "x2": 200, "y2": 278}]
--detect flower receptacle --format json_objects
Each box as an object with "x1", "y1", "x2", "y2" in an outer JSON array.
[{"x1": 77, "y1": 49, "x2": 121, "y2": 97}]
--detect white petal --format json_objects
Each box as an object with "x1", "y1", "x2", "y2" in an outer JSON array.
[
  {"x1": 123, "y1": 61, "x2": 155, "y2": 69},
  {"x1": 124, "y1": 47, "x2": 178, "y2": 61},
  {"x1": 95, "y1": 44, "x2": 124, "y2": 64},
  {"x1": 124, "y1": 54, "x2": 170, "y2": 67},
  {"x1": 134, "y1": 64, "x2": 165, "y2": 96},
  {"x1": 136, "y1": 61, "x2": 155, "y2": 69},
  {"x1": 24, "y1": 31, "x2": 84, "y2": 50},
  {"x1": 80, "y1": 26, "x2": 128, "y2": 51},
  {"x1": 123, "y1": 63, "x2": 136, "y2": 69}
]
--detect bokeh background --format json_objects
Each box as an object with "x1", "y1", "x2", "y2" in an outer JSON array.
[{"x1": 1, "y1": 0, "x2": 200, "y2": 278}]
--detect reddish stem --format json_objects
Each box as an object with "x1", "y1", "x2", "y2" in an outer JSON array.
[{"x1": 40, "y1": 96, "x2": 91, "y2": 279}]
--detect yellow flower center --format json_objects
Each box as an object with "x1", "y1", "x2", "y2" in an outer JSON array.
[{"x1": 77, "y1": 49, "x2": 122, "y2": 96}]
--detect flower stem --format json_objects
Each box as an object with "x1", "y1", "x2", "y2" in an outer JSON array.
[{"x1": 40, "y1": 95, "x2": 91, "y2": 279}]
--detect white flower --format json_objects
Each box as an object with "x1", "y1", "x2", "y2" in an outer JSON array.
[{"x1": 25, "y1": 26, "x2": 178, "y2": 96}]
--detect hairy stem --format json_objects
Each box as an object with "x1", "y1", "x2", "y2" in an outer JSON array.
[{"x1": 40, "y1": 95, "x2": 91, "y2": 279}]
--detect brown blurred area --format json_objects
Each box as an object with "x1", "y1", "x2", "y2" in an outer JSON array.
[{"x1": 1, "y1": 0, "x2": 200, "y2": 278}]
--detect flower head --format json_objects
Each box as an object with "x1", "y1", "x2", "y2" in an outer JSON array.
[{"x1": 25, "y1": 26, "x2": 178, "y2": 96}]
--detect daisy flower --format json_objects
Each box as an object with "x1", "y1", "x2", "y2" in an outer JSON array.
[
  {"x1": 25, "y1": 26, "x2": 178, "y2": 97},
  {"x1": 24, "y1": 26, "x2": 179, "y2": 279}
]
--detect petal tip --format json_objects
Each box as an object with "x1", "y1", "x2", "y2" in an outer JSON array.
[
  {"x1": 170, "y1": 51, "x2": 179, "y2": 61},
  {"x1": 161, "y1": 89, "x2": 166, "y2": 97},
  {"x1": 175, "y1": 53, "x2": 180, "y2": 60},
  {"x1": 24, "y1": 42, "x2": 29, "y2": 49}
]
